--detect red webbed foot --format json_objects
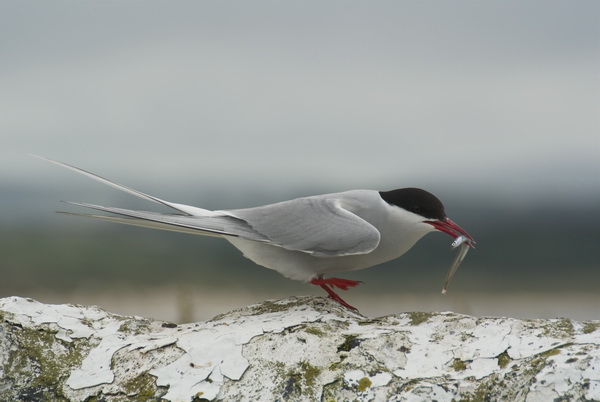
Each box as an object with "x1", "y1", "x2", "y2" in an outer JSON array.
[{"x1": 310, "y1": 276, "x2": 362, "y2": 310}]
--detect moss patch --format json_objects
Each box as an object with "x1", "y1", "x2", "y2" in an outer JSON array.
[
  {"x1": 451, "y1": 358, "x2": 468, "y2": 371},
  {"x1": 121, "y1": 371, "x2": 158, "y2": 398},
  {"x1": 304, "y1": 326, "x2": 326, "y2": 337},
  {"x1": 300, "y1": 361, "x2": 321, "y2": 387},
  {"x1": 2, "y1": 323, "x2": 88, "y2": 400},
  {"x1": 582, "y1": 322, "x2": 600, "y2": 334},
  {"x1": 118, "y1": 318, "x2": 153, "y2": 335},
  {"x1": 281, "y1": 361, "x2": 323, "y2": 397},
  {"x1": 212, "y1": 299, "x2": 311, "y2": 322},
  {"x1": 540, "y1": 348, "x2": 561, "y2": 358},
  {"x1": 541, "y1": 318, "x2": 574, "y2": 338},
  {"x1": 337, "y1": 334, "x2": 361, "y2": 352},
  {"x1": 407, "y1": 312, "x2": 434, "y2": 326},
  {"x1": 518, "y1": 345, "x2": 570, "y2": 383},
  {"x1": 357, "y1": 376, "x2": 372, "y2": 392},
  {"x1": 497, "y1": 351, "x2": 511, "y2": 369}
]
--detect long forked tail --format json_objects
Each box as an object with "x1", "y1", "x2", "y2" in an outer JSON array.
[
  {"x1": 30, "y1": 155, "x2": 213, "y2": 216},
  {"x1": 31, "y1": 155, "x2": 270, "y2": 242},
  {"x1": 58, "y1": 209, "x2": 219, "y2": 236}
]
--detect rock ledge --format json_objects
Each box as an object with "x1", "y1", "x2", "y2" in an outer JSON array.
[{"x1": 1, "y1": 296, "x2": 599, "y2": 401}]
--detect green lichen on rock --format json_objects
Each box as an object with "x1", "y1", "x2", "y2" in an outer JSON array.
[
  {"x1": 497, "y1": 351, "x2": 511, "y2": 369},
  {"x1": 337, "y1": 334, "x2": 361, "y2": 352},
  {"x1": 356, "y1": 376, "x2": 372, "y2": 392},
  {"x1": 451, "y1": 358, "x2": 468, "y2": 371},
  {"x1": 357, "y1": 317, "x2": 390, "y2": 326},
  {"x1": 460, "y1": 377, "x2": 508, "y2": 402},
  {"x1": 328, "y1": 354, "x2": 346, "y2": 371},
  {"x1": 279, "y1": 360, "x2": 323, "y2": 398},
  {"x1": 118, "y1": 317, "x2": 153, "y2": 335},
  {"x1": 299, "y1": 361, "x2": 322, "y2": 386},
  {"x1": 211, "y1": 298, "x2": 312, "y2": 322},
  {"x1": 518, "y1": 346, "x2": 565, "y2": 382},
  {"x1": 583, "y1": 322, "x2": 600, "y2": 334},
  {"x1": 540, "y1": 318, "x2": 574, "y2": 339},
  {"x1": 407, "y1": 312, "x2": 434, "y2": 326},
  {"x1": 256, "y1": 299, "x2": 315, "y2": 315},
  {"x1": 303, "y1": 326, "x2": 326, "y2": 337},
  {"x1": 540, "y1": 348, "x2": 561, "y2": 358},
  {"x1": 121, "y1": 371, "x2": 159, "y2": 399},
  {"x1": 1, "y1": 322, "x2": 87, "y2": 400}
]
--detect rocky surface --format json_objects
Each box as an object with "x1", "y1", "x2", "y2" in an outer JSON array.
[{"x1": 1, "y1": 295, "x2": 599, "y2": 401}]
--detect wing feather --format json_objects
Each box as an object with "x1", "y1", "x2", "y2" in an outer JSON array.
[{"x1": 229, "y1": 196, "x2": 381, "y2": 257}]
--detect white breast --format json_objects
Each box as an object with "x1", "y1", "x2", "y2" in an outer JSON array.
[{"x1": 226, "y1": 190, "x2": 435, "y2": 281}]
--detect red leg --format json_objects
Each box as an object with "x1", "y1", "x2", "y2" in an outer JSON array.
[
  {"x1": 312, "y1": 277, "x2": 362, "y2": 291},
  {"x1": 310, "y1": 276, "x2": 361, "y2": 310}
]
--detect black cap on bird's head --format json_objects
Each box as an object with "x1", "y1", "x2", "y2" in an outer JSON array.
[
  {"x1": 379, "y1": 187, "x2": 475, "y2": 247},
  {"x1": 379, "y1": 187, "x2": 446, "y2": 220}
]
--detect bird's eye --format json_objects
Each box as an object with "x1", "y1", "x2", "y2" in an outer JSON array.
[{"x1": 413, "y1": 206, "x2": 422, "y2": 214}]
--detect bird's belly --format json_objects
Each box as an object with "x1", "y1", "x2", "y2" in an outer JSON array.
[{"x1": 226, "y1": 235, "x2": 424, "y2": 282}]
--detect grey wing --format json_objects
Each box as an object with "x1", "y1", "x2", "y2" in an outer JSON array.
[
  {"x1": 35, "y1": 154, "x2": 380, "y2": 256},
  {"x1": 228, "y1": 197, "x2": 381, "y2": 257}
]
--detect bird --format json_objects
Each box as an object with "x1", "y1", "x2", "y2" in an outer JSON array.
[{"x1": 33, "y1": 156, "x2": 475, "y2": 310}]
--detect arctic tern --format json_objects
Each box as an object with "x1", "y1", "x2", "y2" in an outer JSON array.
[{"x1": 34, "y1": 156, "x2": 475, "y2": 310}]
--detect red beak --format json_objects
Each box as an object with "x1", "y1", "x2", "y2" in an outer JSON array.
[{"x1": 426, "y1": 218, "x2": 476, "y2": 248}]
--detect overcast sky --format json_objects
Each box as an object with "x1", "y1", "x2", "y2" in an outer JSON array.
[{"x1": 2, "y1": 1, "x2": 599, "y2": 209}]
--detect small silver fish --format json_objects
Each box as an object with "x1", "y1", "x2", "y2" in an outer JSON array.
[
  {"x1": 442, "y1": 240, "x2": 471, "y2": 295},
  {"x1": 451, "y1": 235, "x2": 468, "y2": 248}
]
